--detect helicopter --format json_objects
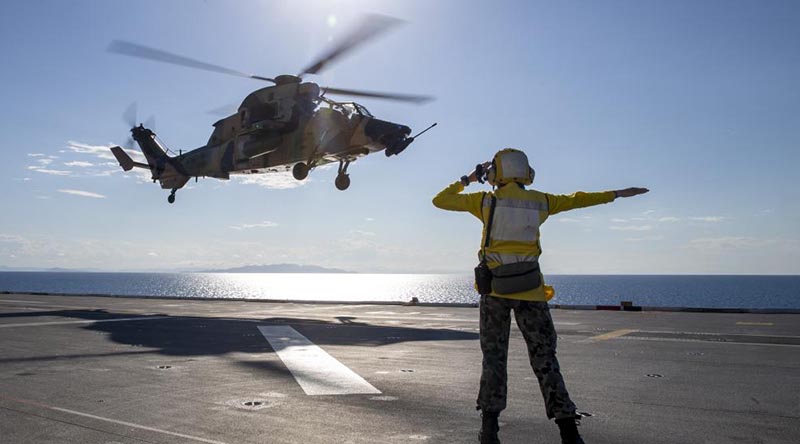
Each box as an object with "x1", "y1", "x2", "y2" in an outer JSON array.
[{"x1": 107, "y1": 15, "x2": 435, "y2": 204}]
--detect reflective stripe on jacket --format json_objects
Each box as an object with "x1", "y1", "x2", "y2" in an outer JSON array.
[{"x1": 432, "y1": 181, "x2": 616, "y2": 301}]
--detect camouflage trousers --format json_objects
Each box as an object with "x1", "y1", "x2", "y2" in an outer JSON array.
[{"x1": 477, "y1": 294, "x2": 577, "y2": 420}]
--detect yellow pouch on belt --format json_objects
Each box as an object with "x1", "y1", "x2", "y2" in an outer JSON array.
[{"x1": 544, "y1": 285, "x2": 555, "y2": 302}]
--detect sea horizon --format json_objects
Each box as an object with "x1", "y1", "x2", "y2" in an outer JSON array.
[
  {"x1": 0, "y1": 269, "x2": 797, "y2": 276},
  {"x1": 1, "y1": 272, "x2": 798, "y2": 309}
]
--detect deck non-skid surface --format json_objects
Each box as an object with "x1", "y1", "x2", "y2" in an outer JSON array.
[{"x1": 1, "y1": 294, "x2": 798, "y2": 443}]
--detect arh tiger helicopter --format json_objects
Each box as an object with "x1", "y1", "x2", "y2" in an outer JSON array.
[{"x1": 107, "y1": 15, "x2": 435, "y2": 204}]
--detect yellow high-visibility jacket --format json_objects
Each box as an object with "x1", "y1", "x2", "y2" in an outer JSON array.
[{"x1": 433, "y1": 181, "x2": 616, "y2": 301}]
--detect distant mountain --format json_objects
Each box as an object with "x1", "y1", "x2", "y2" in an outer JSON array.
[
  {"x1": 197, "y1": 264, "x2": 354, "y2": 274},
  {"x1": 0, "y1": 266, "x2": 103, "y2": 272}
]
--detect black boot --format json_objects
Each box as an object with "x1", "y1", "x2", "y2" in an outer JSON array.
[
  {"x1": 556, "y1": 417, "x2": 585, "y2": 444},
  {"x1": 478, "y1": 411, "x2": 500, "y2": 444}
]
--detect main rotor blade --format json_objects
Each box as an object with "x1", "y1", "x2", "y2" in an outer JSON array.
[
  {"x1": 323, "y1": 87, "x2": 434, "y2": 104},
  {"x1": 108, "y1": 40, "x2": 275, "y2": 83},
  {"x1": 300, "y1": 14, "x2": 404, "y2": 76}
]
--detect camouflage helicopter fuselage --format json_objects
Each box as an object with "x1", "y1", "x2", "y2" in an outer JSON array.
[{"x1": 112, "y1": 78, "x2": 414, "y2": 203}]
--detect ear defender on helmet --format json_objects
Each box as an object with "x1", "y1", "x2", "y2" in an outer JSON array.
[
  {"x1": 486, "y1": 159, "x2": 497, "y2": 184},
  {"x1": 489, "y1": 148, "x2": 534, "y2": 186}
]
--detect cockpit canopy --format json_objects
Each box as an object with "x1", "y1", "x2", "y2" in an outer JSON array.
[{"x1": 334, "y1": 102, "x2": 373, "y2": 119}]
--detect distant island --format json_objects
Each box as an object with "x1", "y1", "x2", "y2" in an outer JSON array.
[
  {"x1": 0, "y1": 266, "x2": 104, "y2": 272},
  {"x1": 0, "y1": 264, "x2": 354, "y2": 274},
  {"x1": 197, "y1": 264, "x2": 354, "y2": 274}
]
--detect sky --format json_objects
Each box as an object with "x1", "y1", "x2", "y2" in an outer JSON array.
[{"x1": 0, "y1": 0, "x2": 798, "y2": 274}]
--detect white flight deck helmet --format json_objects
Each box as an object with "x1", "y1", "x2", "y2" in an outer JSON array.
[{"x1": 486, "y1": 148, "x2": 535, "y2": 186}]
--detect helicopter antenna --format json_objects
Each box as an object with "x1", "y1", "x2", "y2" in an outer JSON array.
[{"x1": 411, "y1": 122, "x2": 437, "y2": 139}]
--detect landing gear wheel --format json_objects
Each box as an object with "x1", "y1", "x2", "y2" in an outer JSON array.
[
  {"x1": 167, "y1": 193, "x2": 176, "y2": 204},
  {"x1": 292, "y1": 162, "x2": 309, "y2": 180},
  {"x1": 335, "y1": 174, "x2": 351, "y2": 191}
]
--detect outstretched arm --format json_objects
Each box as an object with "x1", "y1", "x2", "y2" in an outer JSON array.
[{"x1": 547, "y1": 187, "x2": 649, "y2": 215}]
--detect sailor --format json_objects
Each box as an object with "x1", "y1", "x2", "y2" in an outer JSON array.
[{"x1": 432, "y1": 148, "x2": 648, "y2": 444}]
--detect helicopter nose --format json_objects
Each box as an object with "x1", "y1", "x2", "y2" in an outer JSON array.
[{"x1": 365, "y1": 118, "x2": 411, "y2": 144}]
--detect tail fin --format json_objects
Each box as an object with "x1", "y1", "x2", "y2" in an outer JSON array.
[{"x1": 110, "y1": 146, "x2": 149, "y2": 171}]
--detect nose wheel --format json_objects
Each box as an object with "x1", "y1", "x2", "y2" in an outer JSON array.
[
  {"x1": 335, "y1": 174, "x2": 351, "y2": 190},
  {"x1": 335, "y1": 160, "x2": 351, "y2": 191},
  {"x1": 167, "y1": 189, "x2": 177, "y2": 204}
]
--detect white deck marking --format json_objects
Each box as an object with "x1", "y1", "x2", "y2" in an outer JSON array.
[
  {"x1": 0, "y1": 299, "x2": 45, "y2": 304},
  {"x1": 0, "y1": 394, "x2": 230, "y2": 444},
  {"x1": 258, "y1": 325, "x2": 381, "y2": 396},
  {"x1": 0, "y1": 316, "x2": 169, "y2": 328}
]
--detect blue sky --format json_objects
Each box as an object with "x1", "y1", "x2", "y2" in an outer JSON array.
[{"x1": 0, "y1": 0, "x2": 798, "y2": 274}]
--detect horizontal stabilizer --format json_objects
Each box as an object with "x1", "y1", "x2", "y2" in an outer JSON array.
[{"x1": 110, "y1": 146, "x2": 149, "y2": 171}]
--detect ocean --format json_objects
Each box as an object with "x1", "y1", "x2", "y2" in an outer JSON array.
[{"x1": 0, "y1": 272, "x2": 798, "y2": 309}]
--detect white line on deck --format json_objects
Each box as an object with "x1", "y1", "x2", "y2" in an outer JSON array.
[
  {"x1": 258, "y1": 325, "x2": 381, "y2": 396},
  {"x1": 0, "y1": 393, "x2": 230, "y2": 444},
  {"x1": 0, "y1": 299, "x2": 45, "y2": 304},
  {"x1": 0, "y1": 316, "x2": 169, "y2": 328}
]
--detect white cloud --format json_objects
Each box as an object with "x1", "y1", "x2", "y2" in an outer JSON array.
[
  {"x1": 557, "y1": 217, "x2": 581, "y2": 223},
  {"x1": 229, "y1": 221, "x2": 279, "y2": 230},
  {"x1": 233, "y1": 172, "x2": 308, "y2": 189},
  {"x1": 26, "y1": 141, "x2": 143, "y2": 180},
  {"x1": 609, "y1": 225, "x2": 653, "y2": 231},
  {"x1": 351, "y1": 230, "x2": 376, "y2": 237},
  {"x1": 66, "y1": 141, "x2": 118, "y2": 161},
  {"x1": 658, "y1": 217, "x2": 680, "y2": 222},
  {"x1": 147, "y1": 252, "x2": 158, "y2": 257},
  {"x1": 0, "y1": 234, "x2": 25, "y2": 243},
  {"x1": 67, "y1": 140, "x2": 144, "y2": 165},
  {"x1": 684, "y1": 237, "x2": 788, "y2": 250},
  {"x1": 57, "y1": 189, "x2": 106, "y2": 199},
  {"x1": 30, "y1": 167, "x2": 72, "y2": 176},
  {"x1": 625, "y1": 235, "x2": 665, "y2": 242},
  {"x1": 64, "y1": 161, "x2": 94, "y2": 167},
  {"x1": 611, "y1": 218, "x2": 627, "y2": 223},
  {"x1": 365, "y1": 218, "x2": 375, "y2": 222},
  {"x1": 689, "y1": 216, "x2": 725, "y2": 223}
]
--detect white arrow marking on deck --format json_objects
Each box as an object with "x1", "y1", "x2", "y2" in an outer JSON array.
[{"x1": 258, "y1": 325, "x2": 381, "y2": 396}]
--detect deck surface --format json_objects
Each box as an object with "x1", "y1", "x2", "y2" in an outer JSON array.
[{"x1": 1, "y1": 293, "x2": 798, "y2": 444}]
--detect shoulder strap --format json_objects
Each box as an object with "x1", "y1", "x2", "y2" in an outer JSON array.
[{"x1": 481, "y1": 193, "x2": 497, "y2": 258}]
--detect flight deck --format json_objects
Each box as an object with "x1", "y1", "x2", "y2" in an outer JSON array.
[{"x1": 1, "y1": 293, "x2": 798, "y2": 444}]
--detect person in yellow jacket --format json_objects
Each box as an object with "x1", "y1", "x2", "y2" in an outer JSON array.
[{"x1": 432, "y1": 148, "x2": 648, "y2": 444}]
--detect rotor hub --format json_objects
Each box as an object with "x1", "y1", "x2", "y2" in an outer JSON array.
[{"x1": 274, "y1": 74, "x2": 302, "y2": 85}]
